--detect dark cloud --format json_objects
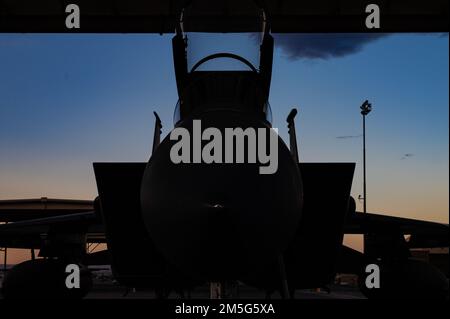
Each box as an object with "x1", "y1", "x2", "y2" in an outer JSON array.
[
  {"x1": 336, "y1": 134, "x2": 362, "y2": 139},
  {"x1": 401, "y1": 153, "x2": 414, "y2": 160},
  {"x1": 274, "y1": 34, "x2": 388, "y2": 60}
]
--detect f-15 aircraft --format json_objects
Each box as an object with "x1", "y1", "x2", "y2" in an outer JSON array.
[{"x1": 0, "y1": 0, "x2": 448, "y2": 299}]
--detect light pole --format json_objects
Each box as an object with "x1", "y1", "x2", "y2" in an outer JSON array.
[
  {"x1": 360, "y1": 100, "x2": 372, "y2": 254},
  {"x1": 360, "y1": 100, "x2": 372, "y2": 215},
  {"x1": 3, "y1": 247, "x2": 6, "y2": 271}
]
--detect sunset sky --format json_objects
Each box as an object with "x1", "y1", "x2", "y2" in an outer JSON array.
[{"x1": 0, "y1": 33, "x2": 448, "y2": 261}]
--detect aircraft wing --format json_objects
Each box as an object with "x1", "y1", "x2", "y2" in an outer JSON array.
[
  {"x1": 345, "y1": 211, "x2": 449, "y2": 248},
  {"x1": 0, "y1": 210, "x2": 105, "y2": 249}
]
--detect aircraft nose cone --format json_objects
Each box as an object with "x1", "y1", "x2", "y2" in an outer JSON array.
[
  {"x1": 140, "y1": 112, "x2": 302, "y2": 282},
  {"x1": 208, "y1": 203, "x2": 225, "y2": 210}
]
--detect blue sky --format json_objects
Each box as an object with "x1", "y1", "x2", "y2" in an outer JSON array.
[{"x1": 0, "y1": 33, "x2": 448, "y2": 234}]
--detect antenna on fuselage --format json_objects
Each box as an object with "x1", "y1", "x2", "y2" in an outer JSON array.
[
  {"x1": 287, "y1": 108, "x2": 299, "y2": 163},
  {"x1": 152, "y1": 111, "x2": 162, "y2": 155}
]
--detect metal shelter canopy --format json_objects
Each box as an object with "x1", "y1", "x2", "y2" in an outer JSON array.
[{"x1": 0, "y1": 0, "x2": 448, "y2": 33}]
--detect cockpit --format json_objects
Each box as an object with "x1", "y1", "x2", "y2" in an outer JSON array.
[{"x1": 172, "y1": 0, "x2": 273, "y2": 125}]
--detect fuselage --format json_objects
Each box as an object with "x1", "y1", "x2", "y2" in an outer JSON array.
[{"x1": 140, "y1": 70, "x2": 303, "y2": 283}]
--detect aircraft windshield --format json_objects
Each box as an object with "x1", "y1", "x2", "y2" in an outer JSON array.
[{"x1": 185, "y1": 32, "x2": 262, "y2": 72}]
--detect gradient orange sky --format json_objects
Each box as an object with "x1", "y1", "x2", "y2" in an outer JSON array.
[{"x1": 1, "y1": 33, "x2": 448, "y2": 264}]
